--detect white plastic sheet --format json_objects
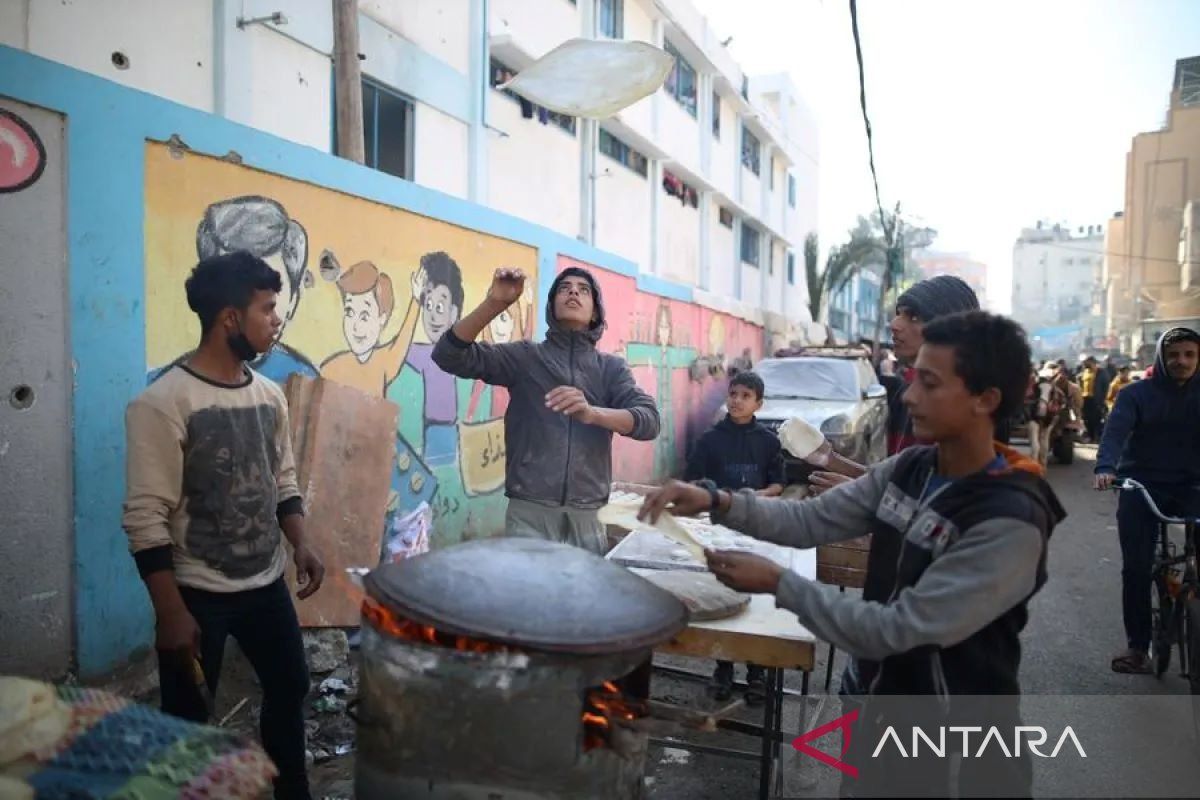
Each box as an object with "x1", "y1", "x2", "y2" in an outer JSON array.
[{"x1": 499, "y1": 38, "x2": 674, "y2": 119}]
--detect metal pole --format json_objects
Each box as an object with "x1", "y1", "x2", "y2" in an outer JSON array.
[{"x1": 332, "y1": 0, "x2": 365, "y2": 164}]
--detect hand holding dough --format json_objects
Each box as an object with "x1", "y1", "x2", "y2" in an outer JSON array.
[
  {"x1": 598, "y1": 501, "x2": 706, "y2": 562},
  {"x1": 778, "y1": 417, "x2": 832, "y2": 465}
]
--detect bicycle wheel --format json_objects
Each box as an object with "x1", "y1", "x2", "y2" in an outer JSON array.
[{"x1": 1152, "y1": 582, "x2": 1174, "y2": 678}]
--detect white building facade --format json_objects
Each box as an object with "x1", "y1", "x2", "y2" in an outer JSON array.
[
  {"x1": 1011, "y1": 222, "x2": 1105, "y2": 352},
  {"x1": 1, "y1": 0, "x2": 818, "y2": 335}
]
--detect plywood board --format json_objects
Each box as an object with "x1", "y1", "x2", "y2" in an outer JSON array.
[{"x1": 285, "y1": 376, "x2": 398, "y2": 627}]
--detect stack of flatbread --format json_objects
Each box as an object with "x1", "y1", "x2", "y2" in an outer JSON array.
[{"x1": 0, "y1": 677, "x2": 71, "y2": 797}]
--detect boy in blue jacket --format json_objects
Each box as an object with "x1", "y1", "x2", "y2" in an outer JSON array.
[
  {"x1": 1094, "y1": 327, "x2": 1200, "y2": 674},
  {"x1": 685, "y1": 370, "x2": 784, "y2": 702}
]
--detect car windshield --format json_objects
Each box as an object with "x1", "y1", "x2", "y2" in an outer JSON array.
[{"x1": 755, "y1": 358, "x2": 860, "y2": 402}]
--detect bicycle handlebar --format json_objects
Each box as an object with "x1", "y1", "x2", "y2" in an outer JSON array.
[{"x1": 1112, "y1": 478, "x2": 1196, "y2": 525}]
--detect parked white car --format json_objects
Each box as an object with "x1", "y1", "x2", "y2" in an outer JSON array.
[{"x1": 721, "y1": 353, "x2": 889, "y2": 478}]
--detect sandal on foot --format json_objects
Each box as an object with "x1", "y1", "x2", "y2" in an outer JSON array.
[{"x1": 1110, "y1": 649, "x2": 1152, "y2": 674}]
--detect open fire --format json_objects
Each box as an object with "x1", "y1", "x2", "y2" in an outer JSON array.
[{"x1": 362, "y1": 596, "x2": 647, "y2": 751}]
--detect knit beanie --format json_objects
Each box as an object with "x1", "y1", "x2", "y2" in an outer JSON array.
[{"x1": 896, "y1": 275, "x2": 980, "y2": 322}]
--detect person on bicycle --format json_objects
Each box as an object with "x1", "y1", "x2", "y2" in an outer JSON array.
[{"x1": 1095, "y1": 327, "x2": 1200, "y2": 674}]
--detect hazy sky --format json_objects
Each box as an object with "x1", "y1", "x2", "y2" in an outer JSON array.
[{"x1": 689, "y1": 0, "x2": 1200, "y2": 312}]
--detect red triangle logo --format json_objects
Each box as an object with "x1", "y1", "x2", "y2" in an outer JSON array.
[{"x1": 791, "y1": 708, "x2": 859, "y2": 778}]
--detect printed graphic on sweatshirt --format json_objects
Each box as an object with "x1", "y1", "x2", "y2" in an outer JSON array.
[{"x1": 183, "y1": 405, "x2": 283, "y2": 579}]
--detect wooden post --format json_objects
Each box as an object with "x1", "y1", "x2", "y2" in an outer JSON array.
[{"x1": 332, "y1": 0, "x2": 365, "y2": 164}]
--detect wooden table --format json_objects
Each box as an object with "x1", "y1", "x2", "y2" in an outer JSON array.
[{"x1": 611, "y1": 528, "x2": 818, "y2": 800}]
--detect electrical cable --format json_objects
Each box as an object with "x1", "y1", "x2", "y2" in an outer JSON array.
[{"x1": 848, "y1": 0, "x2": 894, "y2": 248}]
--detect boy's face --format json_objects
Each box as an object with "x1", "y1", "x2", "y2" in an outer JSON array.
[
  {"x1": 904, "y1": 343, "x2": 998, "y2": 441},
  {"x1": 889, "y1": 305, "x2": 924, "y2": 362},
  {"x1": 422, "y1": 280, "x2": 459, "y2": 342},
  {"x1": 227, "y1": 289, "x2": 282, "y2": 355},
  {"x1": 1164, "y1": 341, "x2": 1199, "y2": 384},
  {"x1": 554, "y1": 276, "x2": 596, "y2": 331},
  {"x1": 343, "y1": 290, "x2": 389, "y2": 357},
  {"x1": 727, "y1": 384, "x2": 762, "y2": 421}
]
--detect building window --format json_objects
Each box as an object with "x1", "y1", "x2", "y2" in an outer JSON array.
[
  {"x1": 490, "y1": 58, "x2": 576, "y2": 135},
  {"x1": 741, "y1": 223, "x2": 760, "y2": 266},
  {"x1": 359, "y1": 77, "x2": 414, "y2": 180},
  {"x1": 719, "y1": 206, "x2": 734, "y2": 228},
  {"x1": 598, "y1": 0, "x2": 623, "y2": 38},
  {"x1": 662, "y1": 168, "x2": 698, "y2": 208},
  {"x1": 787, "y1": 252, "x2": 795, "y2": 285},
  {"x1": 711, "y1": 91, "x2": 720, "y2": 138},
  {"x1": 768, "y1": 244, "x2": 774, "y2": 274},
  {"x1": 741, "y1": 126, "x2": 760, "y2": 175},
  {"x1": 599, "y1": 128, "x2": 647, "y2": 177},
  {"x1": 768, "y1": 155, "x2": 775, "y2": 189},
  {"x1": 788, "y1": 174, "x2": 796, "y2": 207},
  {"x1": 663, "y1": 41, "x2": 697, "y2": 117}
]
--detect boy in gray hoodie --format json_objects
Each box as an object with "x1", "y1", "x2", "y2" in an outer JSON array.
[{"x1": 433, "y1": 266, "x2": 660, "y2": 553}]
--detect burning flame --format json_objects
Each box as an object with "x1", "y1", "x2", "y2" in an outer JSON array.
[
  {"x1": 582, "y1": 680, "x2": 646, "y2": 751},
  {"x1": 361, "y1": 597, "x2": 515, "y2": 654}
]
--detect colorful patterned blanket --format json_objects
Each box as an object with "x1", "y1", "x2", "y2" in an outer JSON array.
[{"x1": 5, "y1": 685, "x2": 275, "y2": 799}]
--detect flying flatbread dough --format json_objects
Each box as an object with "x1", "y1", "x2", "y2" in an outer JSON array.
[
  {"x1": 640, "y1": 570, "x2": 750, "y2": 621},
  {"x1": 777, "y1": 417, "x2": 831, "y2": 464},
  {"x1": 499, "y1": 39, "x2": 675, "y2": 118},
  {"x1": 597, "y1": 502, "x2": 706, "y2": 562},
  {"x1": 0, "y1": 677, "x2": 70, "y2": 765}
]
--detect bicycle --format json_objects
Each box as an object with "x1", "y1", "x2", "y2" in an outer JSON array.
[{"x1": 1112, "y1": 478, "x2": 1200, "y2": 696}]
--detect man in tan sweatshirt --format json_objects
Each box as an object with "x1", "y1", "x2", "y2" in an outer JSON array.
[{"x1": 122, "y1": 251, "x2": 325, "y2": 800}]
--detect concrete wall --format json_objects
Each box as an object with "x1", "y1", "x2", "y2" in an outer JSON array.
[
  {"x1": 0, "y1": 98, "x2": 73, "y2": 679},
  {"x1": 0, "y1": 45, "x2": 775, "y2": 677},
  {"x1": 23, "y1": 0, "x2": 215, "y2": 113},
  {"x1": 487, "y1": 90, "x2": 581, "y2": 237},
  {"x1": 658, "y1": 188, "x2": 701, "y2": 286},
  {"x1": 595, "y1": 156, "x2": 653, "y2": 271}
]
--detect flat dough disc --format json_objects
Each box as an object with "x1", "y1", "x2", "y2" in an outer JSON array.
[{"x1": 640, "y1": 570, "x2": 750, "y2": 621}]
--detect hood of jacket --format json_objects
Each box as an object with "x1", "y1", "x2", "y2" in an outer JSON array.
[
  {"x1": 1151, "y1": 327, "x2": 1200, "y2": 389},
  {"x1": 545, "y1": 267, "x2": 606, "y2": 346}
]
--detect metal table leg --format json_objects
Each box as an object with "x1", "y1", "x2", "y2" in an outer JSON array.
[{"x1": 757, "y1": 667, "x2": 779, "y2": 800}]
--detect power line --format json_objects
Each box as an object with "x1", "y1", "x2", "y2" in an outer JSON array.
[
  {"x1": 1023, "y1": 237, "x2": 1184, "y2": 264},
  {"x1": 848, "y1": 0, "x2": 894, "y2": 247}
]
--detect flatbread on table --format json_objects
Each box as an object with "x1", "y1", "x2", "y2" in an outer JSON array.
[
  {"x1": 597, "y1": 502, "x2": 706, "y2": 562},
  {"x1": 640, "y1": 570, "x2": 750, "y2": 621}
]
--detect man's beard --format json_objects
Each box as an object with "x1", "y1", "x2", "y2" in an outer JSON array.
[{"x1": 228, "y1": 331, "x2": 259, "y2": 362}]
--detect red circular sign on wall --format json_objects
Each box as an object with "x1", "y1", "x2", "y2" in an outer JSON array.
[{"x1": 0, "y1": 108, "x2": 47, "y2": 193}]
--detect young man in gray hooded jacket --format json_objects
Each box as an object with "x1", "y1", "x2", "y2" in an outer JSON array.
[{"x1": 433, "y1": 266, "x2": 660, "y2": 553}]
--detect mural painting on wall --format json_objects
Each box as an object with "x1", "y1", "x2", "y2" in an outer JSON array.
[
  {"x1": 144, "y1": 145, "x2": 538, "y2": 546},
  {"x1": 0, "y1": 108, "x2": 47, "y2": 193},
  {"x1": 555, "y1": 256, "x2": 764, "y2": 484}
]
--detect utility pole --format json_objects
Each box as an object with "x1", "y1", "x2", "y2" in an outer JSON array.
[{"x1": 333, "y1": 0, "x2": 365, "y2": 164}]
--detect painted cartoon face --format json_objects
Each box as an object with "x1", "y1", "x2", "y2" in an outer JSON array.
[
  {"x1": 422, "y1": 281, "x2": 459, "y2": 341},
  {"x1": 491, "y1": 307, "x2": 517, "y2": 344},
  {"x1": 343, "y1": 291, "x2": 389, "y2": 359},
  {"x1": 656, "y1": 308, "x2": 671, "y2": 348},
  {"x1": 262, "y1": 251, "x2": 298, "y2": 331}
]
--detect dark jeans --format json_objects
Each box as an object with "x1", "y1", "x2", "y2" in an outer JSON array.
[
  {"x1": 1116, "y1": 483, "x2": 1200, "y2": 652},
  {"x1": 1082, "y1": 396, "x2": 1104, "y2": 441},
  {"x1": 158, "y1": 577, "x2": 311, "y2": 800}
]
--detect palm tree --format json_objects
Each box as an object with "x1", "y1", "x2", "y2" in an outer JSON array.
[{"x1": 805, "y1": 225, "x2": 885, "y2": 324}]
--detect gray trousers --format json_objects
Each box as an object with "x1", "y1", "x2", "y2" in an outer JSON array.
[{"x1": 504, "y1": 497, "x2": 606, "y2": 555}]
